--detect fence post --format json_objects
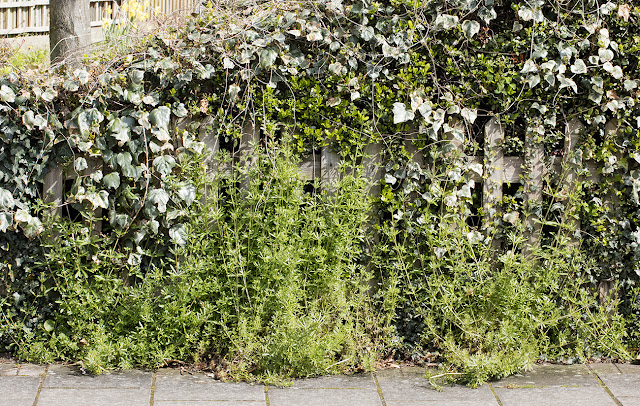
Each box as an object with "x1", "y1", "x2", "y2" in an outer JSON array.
[
  {"x1": 523, "y1": 128, "x2": 544, "y2": 254},
  {"x1": 483, "y1": 117, "x2": 504, "y2": 244}
]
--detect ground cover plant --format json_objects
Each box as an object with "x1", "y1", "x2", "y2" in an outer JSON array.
[{"x1": 0, "y1": 0, "x2": 639, "y2": 386}]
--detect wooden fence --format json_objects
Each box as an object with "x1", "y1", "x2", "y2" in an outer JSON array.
[
  {"x1": 43, "y1": 116, "x2": 617, "y2": 235},
  {"x1": 42, "y1": 115, "x2": 621, "y2": 300},
  {"x1": 0, "y1": 0, "x2": 195, "y2": 36}
]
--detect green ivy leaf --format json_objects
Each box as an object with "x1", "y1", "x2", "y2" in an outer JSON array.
[
  {"x1": 148, "y1": 189, "x2": 170, "y2": 213},
  {"x1": 149, "y1": 106, "x2": 171, "y2": 129},
  {"x1": 153, "y1": 155, "x2": 176, "y2": 178},
  {"x1": 102, "y1": 172, "x2": 120, "y2": 190},
  {"x1": 177, "y1": 182, "x2": 196, "y2": 206},
  {"x1": 260, "y1": 47, "x2": 278, "y2": 68},
  {"x1": 169, "y1": 223, "x2": 187, "y2": 246}
]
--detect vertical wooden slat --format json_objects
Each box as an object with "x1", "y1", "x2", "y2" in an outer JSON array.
[
  {"x1": 43, "y1": 166, "x2": 63, "y2": 217},
  {"x1": 523, "y1": 128, "x2": 544, "y2": 254},
  {"x1": 561, "y1": 118, "x2": 583, "y2": 245},
  {"x1": 198, "y1": 116, "x2": 220, "y2": 173},
  {"x1": 364, "y1": 142, "x2": 383, "y2": 197},
  {"x1": 321, "y1": 145, "x2": 340, "y2": 195},
  {"x1": 483, "y1": 117, "x2": 504, "y2": 237},
  {"x1": 237, "y1": 120, "x2": 259, "y2": 189}
]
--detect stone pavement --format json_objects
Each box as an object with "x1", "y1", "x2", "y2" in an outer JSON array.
[{"x1": 0, "y1": 361, "x2": 638, "y2": 406}]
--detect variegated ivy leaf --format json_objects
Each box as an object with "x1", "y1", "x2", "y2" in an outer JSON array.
[
  {"x1": 527, "y1": 74, "x2": 541, "y2": 89},
  {"x1": 0, "y1": 188, "x2": 14, "y2": 210},
  {"x1": 41, "y1": 88, "x2": 56, "y2": 102},
  {"x1": 558, "y1": 75, "x2": 578, "y2": 93},
  {"x1": 169, "y1": 224, "x2": 188, "y2": 246},
  {"x1": 477, "y1": 6, "x2": 497, "y2": 24},
  {"x1": 74, "y1": 69, "x2": 90, "y2": 85},
  {"x1": 0, "y1": 85, "x2": 16, "y2": 103},
  {"x1": 462, "y1": 20, "x2": 480, "y2": 38},
  {"x1": 328, "y1": 62, "x2": 345, "y2": 75},
  {"x1": 0, "y1": 212, "x2": 12, "y2": 233},
  {"x1": 434, "y1": 14, "x2": 458, "y2": 30},
  {"x1": 153, "y1": 155, "x2": 176, "y2": 178},
  {"x1": 223, "y1": 57, "x2": 234, "y2": 69},
  {"x1": 392, "y1": 102, "x2": 414, "y2": 124},
  {"x1": 599, "y1": 48, "x2": 614, "y2": 63},
  {"x1": 360, "y1": 26, "x2": 374, "y2": 41},
  {"x1": 306, "y1": 29, "x2": 323, "y2": 41},
  {"x1": 461, "y1": 108, "x2": 477, "y2": 123},
  {"x1": 599, "y1": 28, "x2": 611, "y2": 48},
  {"x1": 603, "y1": 62, "x2": 623, "y2": 79},
  {"x1": 74, "y1": 157, "x2": 88, "y2": 172},
  {"x1": 177, "y1": 183, "x2": 197, "y2": 206},
  {"x1": 228, "y1": 84, "x2": 241, "y2": 100},
  {"x1": 520, "y1": 60, "x2": 538, "y2": 74},
  {"x1": 624, "y1": 80, "x2": 638, "y2": 91},
  {"x1": 518, "y1": 7, "x2": 534, "y2": 21},
  {"x1": 468, "y1": 162, "x2": 483, "y2": 177},
  {"x1": 147, "y1": 189, "x2": 170, "y2": 213},
  {"x1": 149, "y1": 106, "x2": 171, "y2": 129},
  {"x1": 570, "y1": 59, "x2": 587, "y2": 74},
  {"x1": 102, "y1": 172, "x2": 120, "y2": 190}
]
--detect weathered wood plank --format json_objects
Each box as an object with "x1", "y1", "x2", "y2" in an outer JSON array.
[
  {"x1": 502, "y1": 156, "x2": 523, "y2": 183},
  {"x1": 321, "y1": 145, "x2": 340, "y2": 194},
  {"x1": 523, "y1": 130, "x2": 544, "y2": 252},
  {"x1": 299, "y1": 155, "x2": 321, "y2": 181},
  {"x1": 43, "y1": 165, "x2": 63, "y2": 217},
  {"x1": 363, "y1": 142, "x2": 383, "y2": 197},
  {"x1": 561, "y1": 118, "x2": 584, "y2": 245},
  {"x1": 237, "y1": 120, "x2": 259, "y2": 189},
  {"x1": 483, "y1": 117, "x2": 504, "y2": 232}
]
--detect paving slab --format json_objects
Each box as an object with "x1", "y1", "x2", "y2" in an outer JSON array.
[
  {"x1": 0, "y1": 362, "x2": 17, "y2": 376},
  {"x1": 375, "y1": 367, "x2": 497, "y2": 406},
  {"x1": 597, "y1": 373, "x2": 640, "y2": 406},
  {"x1": 617, "y1": 363, "x2": 640, "y2": 374},
  {"x1": 492, "y1": 364, "x2": 616, "y2": 406},
  {"x1": 37, "y1": 387, "x2": 151, "y2": 406},
  {"x1": 17, "y1": 363, "x2": 46, "y2": 377},
  {"x1": 44, "y1": 364, "x2": 152, "y2": 388},
  {"x1": 493, "y1": 364, "x2": 597, "y2": 387},
  {"x1": 0, "y1": 376, "x2": 40, "y2": 406},
  {"x1": 493, "y1": 385, "x2": 617, "y2": 406},
  {"x1": 154, "y1": 368, "x2": 265, "y2": 404},
  {"x1": 588, "y1": 363, "x2": 622, "y2": 375},
  {"x1": 267, "y1": 373, "x2": 380, "y2": 406}
]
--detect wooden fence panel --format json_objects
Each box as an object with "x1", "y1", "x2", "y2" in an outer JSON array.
[
  {"x1": 42, "y1": 115, "x2": 627, "y2": 257},
  {"x1": 0, "y1": 0, "x2": 194, "y2": 35},
  {"x1": 483, "y1": 117, "x2": 504, "y2": 236}
]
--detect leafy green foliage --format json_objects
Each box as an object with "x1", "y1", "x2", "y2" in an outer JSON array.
[{"x1": 1, "y1": 0, "x2": 640, "y2": 387}]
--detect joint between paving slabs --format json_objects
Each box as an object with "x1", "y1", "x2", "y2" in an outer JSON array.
[
  {"x1": 263, "y1": 385, "x2": 270, "y2": 406},
  {"x1": 372, "y1": 372, "x2": 387, "y2": 406},
  {"x1": 586, "y1": 364, "x2": 624, "y2": 406},
  {"x1": 31, "y1": 364, "x2": 49, "y2": 406},
  {"x1": 150, "y1": 371, "x2": 157, "y2": 406},
  {"x1": 487, "y1": 382, "x2": 504, "y2": 406}
]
